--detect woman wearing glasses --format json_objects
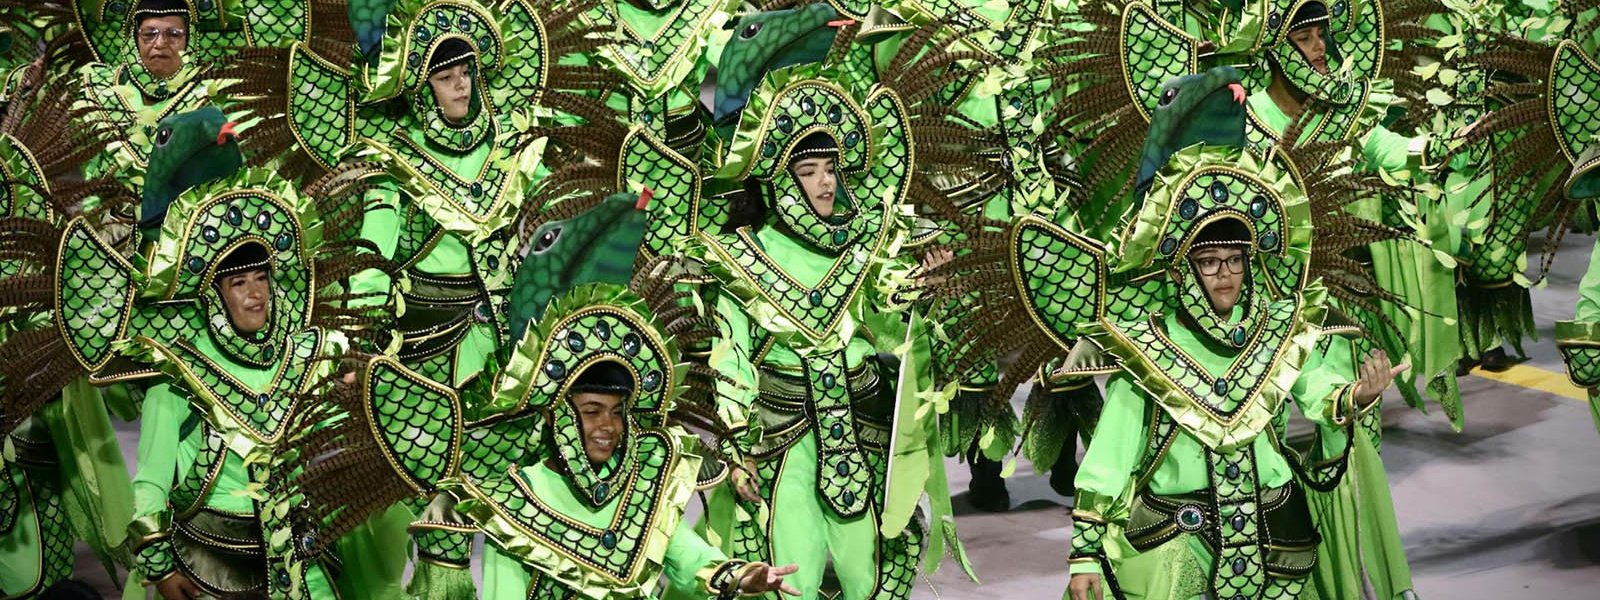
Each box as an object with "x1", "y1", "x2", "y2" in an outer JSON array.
[
  {"x1": 1066, "y1": 217, "x2": 1408, "y2": 600},
  {"x1": 76, "y1": 0, "x2": 216, "y2": 222}
]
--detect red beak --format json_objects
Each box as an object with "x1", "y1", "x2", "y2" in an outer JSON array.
[
  {"x1": 826, "y1": 19, "x2": 855, "y2": 27},
  {"x1": 217, "y1": 121, "x2": 239, "y2": 145},
  {"x1": 636, "y1": 187, "x2": 654, "y2": 210},
  {"x1": 1227, "y1": 83, "x2": 1246, "y2": 105}
]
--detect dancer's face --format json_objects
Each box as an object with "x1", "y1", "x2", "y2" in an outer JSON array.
[
  {"x1": 136, "y1": 16, "x2": 187, "y2": 79},
  {"x1": 218, "y1": 268, "x2": 271, "y2": 333},
  {"x1": 429, "y1": 63, "x2": 473, "y2": 123},
  {"x1": 1191, "y1": 247, "x2": 1246, "y2": 316},
  {"x1": 1289, "y1": 25, "x2": 1329, "y2": 74},
  {"x1": 574, "y1": 391, "x2": 624, "y2": 466},
  {"x1": 791, "y1": 156, "x2": 838, "y2": 218}
]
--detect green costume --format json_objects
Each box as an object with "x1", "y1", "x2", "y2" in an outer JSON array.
[
  {"x1": 692, "y1": 52, "x2": 989, "y2": 597},
  {"x1": 0, "y1": 99, "x2": 407, "y2": 597},
  {"x1": 0, "y1": 72, "x2": 141, "y2": 599},
  {"x1": 262, "y1": 192, "x2": 771, "y2": 600},
  {"x1": 911, "y1": 49, "x2": 1420, "y2": 596}
]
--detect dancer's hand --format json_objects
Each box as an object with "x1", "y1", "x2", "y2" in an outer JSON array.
[
  {"x1": 1354, "y1": 349, "x2": 1410, "y2": 408},
  {"x1": 1068, "y1": 573, "x2": 1103, "y2": 600},
  {"x1": 157, "y1": 573, "x2": 203, "y2": 600},
  {"x1": 738, "y1": 562, "x2": 802, "y2": 596},
  {"x1": 731, "y1": 459, "x2": 762, "y2": 504}
]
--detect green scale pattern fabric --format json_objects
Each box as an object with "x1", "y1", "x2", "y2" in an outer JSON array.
[
  {"x1": 56, "y1": 218, "x2": 137, "y2": 369},
  {"x1": 369, "y1": 360, "x2": 461, "y2": 488},
  {"x1": 162, "y1": 330, "x2": 320, "y2": 442},
  {"x1": 416, "y1": 528, "x2": 474, "y2": 565},
  {"x1": 468, "y1": 431, "x2": 675, "y2": 579},
  {"x1": 287, "y1": 46, "x2": 356, "y2": 171},
  {"x1": 803, "y1": 350, "x2": 872, "y2": 518},
  {"x1": 1013, "y1": 219, "x2": 1107, "y2": 349},
  {"x1": 621, "y1": 130, "x2": 702, "y2": 260},
  {"x1": 167, "y1": 429, "x2": 228, "y2": 515},
  {"x1": 524, "y1": 571, "x2": 580, "y2": 600},
  {"x1": 462, "y1": 414, "x2": 542, "y2": 483},
  {"x1": 134, "y1": 536, "x2": 178, "y2": 581},
  {"x1": 0, "y1": 463, "x2": 74, "y2": 597},
  {"x1": 1206, "y1": 447, "x2": 1265, "y2": 600}
]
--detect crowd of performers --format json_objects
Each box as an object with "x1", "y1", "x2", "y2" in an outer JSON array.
[{"x1": 0, "y1": 1, "x2": 1597, "y2": 600}]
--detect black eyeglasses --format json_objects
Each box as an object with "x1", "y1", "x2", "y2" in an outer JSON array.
[
  {"x1": 138, "y1": 27, "x2": 187, "y2": 43},
  {"x1": 1193, "y1": 254, "x2": 1246, "y2": 276}
]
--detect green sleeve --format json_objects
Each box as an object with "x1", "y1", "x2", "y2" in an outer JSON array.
[
  {"x1": 1358, "y1": 125, "x2": 1423, "y2": 174},
  {"x1": 1576, "y1": 236, "x2": 1600, "y2": 322},
  {"x1": 1290, "y1": 342, "x2": 1360, "y2": 433},
  {"x1": 709, "y1": 292, "x2": 758, "y2": 438},
  {"x1": 1068, "y1": 374, "x2": 1146, "y2": 576},
  {"x1": 348, "y1": 187, "x2": 402, "y2": 309},
  {"x1": 128, "y1": 383, "x2": 186, "y2": 582},
  {"x1": 662, "y1": 517, "x2": 733, "y2": 598},
  {"x1": 479, "y1": 543, "x2": 531, "y2": 600}
]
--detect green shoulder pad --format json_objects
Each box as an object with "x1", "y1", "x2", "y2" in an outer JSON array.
[
  {"x1": 287, "y1": 43, "x2": 357, "y2": 171},
  {"x1": 1550, "y1": 41, "x2": 1600, "y2": 199},
  {"x1": 55, "y1": 217, "x2": 137, "y2": 371},
  {"x1": 365, "y1": 355, "x2": 464, "y2": 493},
  {"x1": 1010, "y1": 215, "x2": 1109, "y2": 351},
  {"x1": 619, "y1": 128, "x2": 703, "y2": 259}
]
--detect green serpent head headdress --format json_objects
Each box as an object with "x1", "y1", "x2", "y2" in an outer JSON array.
[
  {"x1": 716, "y1": 66, "x2": 873, "y2": 254},
  {"x1": 507, "y1": 191, "x2": 654, "y2": 343},
  {"x1": 138, "y1": 106, "x2": 243, "y2": 239},
  {"x1": 711, "y1": 3, "x2": 850, "y2": 123},
  {"x1": 142, "y1": 168, "x2": 319, "y2": 367}
]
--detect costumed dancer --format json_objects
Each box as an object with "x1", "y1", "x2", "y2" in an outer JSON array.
[
  {"x1": 0, "y1": 70, "x2": 139, "y2": 599},
  {"x1": 869, "y1": 0, "x2": 1093, "y2": 511},
  {"x1": 0, "y1": 100, "x2": 395, "y2": 598},
  {"x1": 691, "y1": 32, "x2": 1002, "y2": 593},
  {"x1": 258, "y1": 192, "x2": 803, "y2": 600},
  {"x1": 911, "y1": 56, "x2": 1414, "y2": 599}
]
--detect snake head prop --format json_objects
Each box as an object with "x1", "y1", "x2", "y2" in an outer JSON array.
[
  {"x1": 711, "y1": 3, "x2": 852, "y2": 124},
  {"x1": 1135, "y1": 66, "x2": 1248, "y2": 196},
  {"x1": 139, "y1": 106, "x2": 243, "y2": 238},
  {"x1": 506, "y1": 191, "x2": 654, "y2": 341}
]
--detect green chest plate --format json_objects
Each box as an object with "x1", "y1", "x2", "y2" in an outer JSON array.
[
  {"x1": 589, "y1": 0, "x2": 721, "y2": 91},
  {"x1": 703, "y1": 219, "x2": 887, "y2": 345},
  {"x1": 365, "y1": 117, "x2": 525, "y2": 237},
  {"x1": 464, "y1": 431, "x2": 679, "y2": 583},
  {"x1": 1112, "y1": 301, "x2": 1299, "y2": 436},
  {"x1": 162, "y1": 329, "x2": 322, "y2": 444}
]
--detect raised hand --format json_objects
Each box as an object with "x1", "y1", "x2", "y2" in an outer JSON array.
[
  {"x1": 1354, "y1": 349, "x2": 1411, "y2": 408},
  {"x1": 739, "y1": 562, "x2": 802, "y2": 596}
]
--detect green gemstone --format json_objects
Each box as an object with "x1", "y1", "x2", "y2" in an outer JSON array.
[
  {"x1": 832, "y1": 229, "x2": 848, "y2": 245},
  {"x1": 808, "y1": 290, "x2": 822, "y2": 306}
]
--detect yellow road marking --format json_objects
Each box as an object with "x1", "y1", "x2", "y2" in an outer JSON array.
[{"x1": 1469, "y1": 364, "x2": 1590, "y2": 402}]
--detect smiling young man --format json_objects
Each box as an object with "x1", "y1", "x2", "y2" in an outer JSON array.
[{"x1": 477, "y1": 361, "x2": 803, "y2": 600}]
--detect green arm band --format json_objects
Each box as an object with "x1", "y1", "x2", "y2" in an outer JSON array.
[{"x1": 129, "y1": 513, "x2": 178, "y2": 584}]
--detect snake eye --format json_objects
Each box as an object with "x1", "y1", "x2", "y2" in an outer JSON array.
[
  {"x1": 532, "y1": 226, "x2": 562, "y2": 254},
  {"x1": 740, "y1": 22, "x2": 763, "y2": 40},
  {"x1": 1158, "y1": 88, "x2": 1179, "y2": 107},
  {"x1": 154, "y1": 127, "x2": 173, "y2": 146}
]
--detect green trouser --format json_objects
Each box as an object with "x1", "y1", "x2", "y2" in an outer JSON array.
[{"x1": 768, "y1": 434, "x2": 887, "y2": 600}]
